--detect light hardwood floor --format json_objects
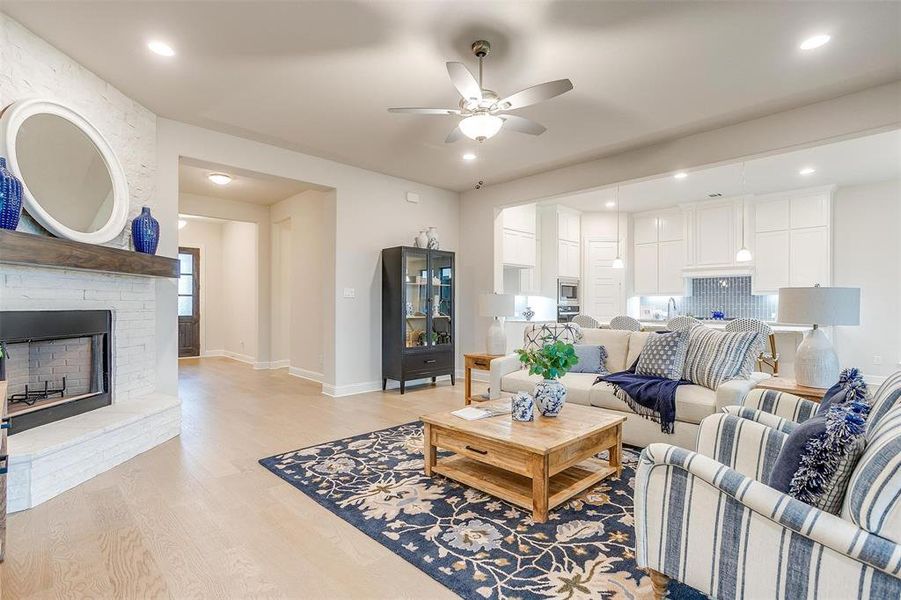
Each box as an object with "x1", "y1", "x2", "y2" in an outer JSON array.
[{"x1": 2, "y1": 357, "x2": 475, "y2": 599}]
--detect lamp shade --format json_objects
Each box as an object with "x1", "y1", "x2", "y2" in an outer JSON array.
[
  {"x1": 777, "y1": 287, "x2": 860, "y2": 326},
  {"x1": 479, "y1": 293, "x2": 515, "y2": 318}
]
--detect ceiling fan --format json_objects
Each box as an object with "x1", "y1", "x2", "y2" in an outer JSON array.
[{"x1": 388, "y1": 40, "x2": 573, "y2": 143}]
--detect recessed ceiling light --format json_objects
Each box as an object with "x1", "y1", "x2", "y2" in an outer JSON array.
[
  {"x1": 208, "y1": 173, "x2": 232, "y2": 185},
  {"x1": 147, "y1": 40, "x2": 176, "y2": 57},
  {"x1": 605, "y1": 201, "x2": 616, "y2": 208},
  {"x1": 674, "y1": 172, "x2": 688, "y2": 180},
  {"x1": 178, "y1": 219, "x2": 187, "y2": 230},
  {"x1": 462, "y1": 153, "x2": 477, "y2": 161},
  {"x1": 800, "y1": 34, "x2": 830, "y2": 50},
  {"x1": 799, "y1": 167, "x2": 816, "y2": 176}
]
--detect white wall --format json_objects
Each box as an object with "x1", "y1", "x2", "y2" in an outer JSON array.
[
  {"x1": 158, "y1": 120, "x2": 460, "y2": 395},
  {"x1": 271, "y1": 190, "x2": 332, "y2": 380},
  {"x1": 177, "y1": 219, "x2": 225, "y2": 355},
  {"x1": 833, "y1": 178, "x2": 901, "y2": 379},
  {"x1": 221, "y1": 221, "x2": 259, "y2": 362},
  {"x1": 459, "y1": 83, "x2": 901, "y2": 363}
]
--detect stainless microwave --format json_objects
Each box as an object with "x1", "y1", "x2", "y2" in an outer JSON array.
[{"x1": 558, "y1": 278, "x2": 580, "y2": 305}]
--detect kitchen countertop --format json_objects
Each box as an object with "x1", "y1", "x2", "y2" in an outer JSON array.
[{"x1": 598, "y1": 319, "x2": 809, "y2": 333}]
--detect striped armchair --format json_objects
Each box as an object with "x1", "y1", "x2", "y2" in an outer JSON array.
[{"x1": 634, "y1": 371, "x2": 901, "y2": 599}]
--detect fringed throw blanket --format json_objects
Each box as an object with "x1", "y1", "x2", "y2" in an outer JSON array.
[{"x1": 594, "y1": 371, "x2": 690, "y2": 433}]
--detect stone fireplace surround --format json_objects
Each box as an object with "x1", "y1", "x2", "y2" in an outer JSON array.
[{"x1": 1, "y1": 263, "x2": 180, "y2": 512}]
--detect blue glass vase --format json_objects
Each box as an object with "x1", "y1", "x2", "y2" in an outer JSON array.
[
  {"x1": 0, "y1": 157, "x2": 23, "y2": 231},
  {"x1": 132, "y1": 206, "x2": 159, "y2": 254}
]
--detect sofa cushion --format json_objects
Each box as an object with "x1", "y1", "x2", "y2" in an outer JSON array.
[
  {"x1": 589, "y1": 381, "x2": 717, "y2": 425},
  {"x1": 523, "y1": 323, "x2": 583, "y2": 351},
  {"x1": 580, "y1": 329, "x2": 633, "y2": 372},
  {"x1": 625, "y1": 331, "x2": 651, "y2": 370},
  {"x1": 770, "y1": 402, "x2": 869, "y2": 515},
  {"x1": 500, "y1": 371, "x2": 595, "y2": 407},
  {"x1": 635, "y1": 330, "x2": 688, "y2": 380},
  {"x1": 570, "y1": 344, "x2": 609, "y2": 374},
  {"x1": 682, "y1": 326, "x2": 761, "y2": 389}
]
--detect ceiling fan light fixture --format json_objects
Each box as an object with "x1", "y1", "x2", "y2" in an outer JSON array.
[{"x1": 459, "y1": 114, "x2": 504, "y2": 141}]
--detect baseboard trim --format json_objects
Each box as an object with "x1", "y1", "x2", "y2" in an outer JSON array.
[
  {"x1": 456, "y1": 368, "x2": 489, "y2": 383},
  {"x1": 268, "y1": 359, "x2": 291, "y2": 370},
  {"x1": 324, "y1": 374, "x2": 454, "y2": 397},
  {"x1": 288, "y1": 367, "x2": 324, "y2": 383}
]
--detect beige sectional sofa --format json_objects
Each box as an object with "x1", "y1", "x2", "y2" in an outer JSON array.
[{"x1": 489, "y1": 327, "x2": 755, "y2": 450}]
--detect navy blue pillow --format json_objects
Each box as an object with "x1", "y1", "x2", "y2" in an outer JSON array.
[
  {"x1": 817, "y1": 382, "x2": 845, "y2": 414},
  {"x1": 817, "y1": 367, "x2": 868, "y2": 415},
  {"x1": 769, "y1": 414, "x2": 827, "y2": 493}
]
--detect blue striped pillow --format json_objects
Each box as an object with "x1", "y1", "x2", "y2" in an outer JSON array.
[{"x1": 681, "y1": 326, "x2": 760, "y2": 390}]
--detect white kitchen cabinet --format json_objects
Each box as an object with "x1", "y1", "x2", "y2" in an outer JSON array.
[
  {"x1": 503, "y1": 204, "x2": 537, "y2": 234},
  {"x1": 632, "y1": 209, "x2": 685, "y2": 295},
  {"x1": 753, "y1": 230, "x2": 790, "y2": 291},
  {"x1": 557, "y1": 211, "x2": 581, "y2": 243},
  {"x1": 502, "y1": 229, "x2": 536, "y2": 268},
  {"x1": 657, "y1": 240, "x2": 686, "y2": 294},
  {"x1": 657, "y1": 211, "x2": 684, "y2": 242},
  {"x1": 695, "y1": 203, "x2": 735, "y2": 266},
  {"x1": 558, "y1": 240, "x2": 580, "y2": 278},
  {"x1": 633, "y1": 214, "x2": 658, "y2": 245},
  {"x1": 790, "y1": 228, "x2": 829, "y2": 286},
  {"x1": 752, "y1": 187, "x2": 832, "y2": 294},
  {"x1": 633, "y1": 244, "x2": 659, "y2": 295}
]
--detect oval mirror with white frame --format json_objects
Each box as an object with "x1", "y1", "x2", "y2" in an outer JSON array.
[{"x1": 0, "y1": 99, "x2": 129, "y2": 244}]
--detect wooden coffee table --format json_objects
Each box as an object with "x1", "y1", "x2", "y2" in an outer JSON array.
[{"x1": 421, "y1": 401, "x2": 625, "y2": 523}]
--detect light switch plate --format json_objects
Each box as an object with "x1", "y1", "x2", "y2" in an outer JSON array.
[
  {"x1": 406, "y1": 192, "x2": 420, "y2": 204},
  {"x1": 343, "y1": 287, "x2": 355, "y2": 298}
]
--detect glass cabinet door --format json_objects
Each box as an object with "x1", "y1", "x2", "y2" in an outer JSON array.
[
  {"x1": 403, "y1": 249, "x2": 430, "y2": 348},
  {"x1": 429, "y1": 252, "x2": 453, "y2": 347}
]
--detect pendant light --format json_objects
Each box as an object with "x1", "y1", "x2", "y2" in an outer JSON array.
[
  {"x1": 735, "y1": 162, "x2": 753, "y2": 263},
  {"x1": 612, "y1": 186, "x2": 625, "y2": 269}
]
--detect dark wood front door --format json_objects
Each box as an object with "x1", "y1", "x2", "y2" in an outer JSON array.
[{"x1": 178, "y1": 247, "x2": 200, "y2": 357}]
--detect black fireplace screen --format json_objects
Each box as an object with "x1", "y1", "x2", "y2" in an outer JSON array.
[{"x1": 0, "y1": 310, "x2": 111, "y2": 434}]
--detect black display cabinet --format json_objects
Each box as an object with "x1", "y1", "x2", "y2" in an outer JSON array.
[{"x1": 382, "y1": 246, "x2": 455, "y2": 393}]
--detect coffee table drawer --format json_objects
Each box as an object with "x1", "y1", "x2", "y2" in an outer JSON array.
[{"x1": 433, "y1": 428, "x2": 531, "y2": 477}]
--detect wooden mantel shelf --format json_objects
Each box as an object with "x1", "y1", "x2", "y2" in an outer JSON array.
[{"x1": 0, "y1": 229, "x2": 179, "y2": 278}]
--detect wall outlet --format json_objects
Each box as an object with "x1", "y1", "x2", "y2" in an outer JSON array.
[
  {"x1": 343, "y1": 287, "x2": 355, "y2": 298},
  {"x1": 873, "y1": 355, "x2": 883, "y2": 365}
]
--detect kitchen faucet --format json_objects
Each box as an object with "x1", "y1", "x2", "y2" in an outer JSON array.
[{"x1": 666, "y1": 297, "x2": 678, "y2": 321}]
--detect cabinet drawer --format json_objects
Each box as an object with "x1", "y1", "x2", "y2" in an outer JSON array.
[
  {"x1": 433, "y1": 428, "x2": 531, "y2": 476},
  {"x1": 404, "y1": 352, "x2": 453, "y2": 374}
]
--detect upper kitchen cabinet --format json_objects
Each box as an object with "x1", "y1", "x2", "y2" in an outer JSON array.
[
  {"x1": 680, "y1": 197, "x2": 752, "y2": 276},
  {"x1": 538, "y1": 206, "x2": 582, "y2": 295},
  {"x1": 752, "y1": 187, "x2": 833, "y2": 293},
  {"x1": 501, "y1": 204, "x2": 537, "y2": 268},
  {"x1": 632, "y1": 208, "x2": 685, "y2": 295},
  {"x1": 557, "y1": 210, "x2": 581, "y2": 243}
]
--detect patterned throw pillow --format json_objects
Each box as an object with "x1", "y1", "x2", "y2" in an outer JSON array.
[
  {"x1": 818, "y1": 367, "x2": 869, "y2": 415},
  {"x1": 768, "y1": 401, "x2": 869, "y2": 514},
  {"x1": 570, "y1": 344, "x2": 609, "y2": 374},
  {"x1": 522, "y1": 323, "x2": 583, "y2": 351},
  {"x1": 681, "y1": 326, "x2": 761, "y2": 389},
  {"x1": 634, "y1": 330, "x2": 687, "y2": 380}
]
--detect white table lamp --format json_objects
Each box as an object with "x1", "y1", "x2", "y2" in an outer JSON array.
[
  {"x1": 778, "y1": 286, "x2": 860, "y2": 388},
  {"x1": 479, "y1": 293, "x2": 515, "y2": 355}
]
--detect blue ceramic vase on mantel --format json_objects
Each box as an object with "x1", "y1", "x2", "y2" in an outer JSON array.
[
  {"x1": 0, "y1": 157, "x2": 23, "y2": 231},
  {"x1": 132, "y1": 206, "x2": 159, "y2": 254}
]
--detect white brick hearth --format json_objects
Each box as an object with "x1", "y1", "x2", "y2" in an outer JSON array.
[{"x1": 2, "y1": 264, "x2": 181, "y2": 511}]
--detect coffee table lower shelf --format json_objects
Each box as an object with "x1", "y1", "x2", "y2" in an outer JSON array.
[{"x1": 433, "y1": 454, "x2": 616, "y2": 516}]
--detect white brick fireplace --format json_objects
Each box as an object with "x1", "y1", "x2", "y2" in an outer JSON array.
[{"x1": 1, "y1": 264, "x2": 181, "y2": 512}]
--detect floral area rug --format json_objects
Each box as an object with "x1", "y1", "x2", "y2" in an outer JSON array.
[{"x1": 259, "y1": 422, "x2": 703, "y2": 600}]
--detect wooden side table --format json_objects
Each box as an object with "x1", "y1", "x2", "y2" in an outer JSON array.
[
  {"x1": 754, "y1": 376, "x2": 829, "y2": 402},
  {"x1": 463, "y1": 353, "x2": 503, "y2": 405}
]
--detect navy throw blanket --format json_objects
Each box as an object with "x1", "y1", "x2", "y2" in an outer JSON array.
[{"x1": 594, "y1": 370, "x2": 691, "y2": 434}]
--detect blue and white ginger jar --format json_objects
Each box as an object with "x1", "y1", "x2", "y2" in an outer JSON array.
[
  {"x1": 511, "y1": 392, "x2": 534, "y2": 422},
  {"x1": 535, "y1": 379, "x2": 566, "y2": 417}
]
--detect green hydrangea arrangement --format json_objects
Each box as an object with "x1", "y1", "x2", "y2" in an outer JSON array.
[{"x1": 515, "y1": 340, "x2": 578, "y2": 380}]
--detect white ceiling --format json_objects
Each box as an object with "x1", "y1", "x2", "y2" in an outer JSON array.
[
  {"x1": 178, "y1": 157, "x2": 323, "y2": 205},
  {"x1": 546, "y1": 128, "x2": 901, "y2": 213},
  {"x1": 5, "y1": 1, "x2": 900, "y2": 191}
]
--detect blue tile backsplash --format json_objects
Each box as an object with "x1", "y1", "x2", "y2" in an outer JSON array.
[{"x1": 641, "y1": 276, "x2": 778, "y2": 321}]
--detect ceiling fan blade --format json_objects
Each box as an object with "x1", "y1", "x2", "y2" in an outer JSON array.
[
  {"x1": 501, "y1": 115, "x2": 547, "y2": 136},
  {"x1": 445, "y1": 126, "x2": 464, "y2": 143},
  {"x1": 446, "y1": 62, "x2": 483, "y2": 101},
  {"x1": 388, "y1": 107, "x2": 461, "y2": 115},
  {"x1": 497, "y1": 79, "x2": 573, "y2": 110}
]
